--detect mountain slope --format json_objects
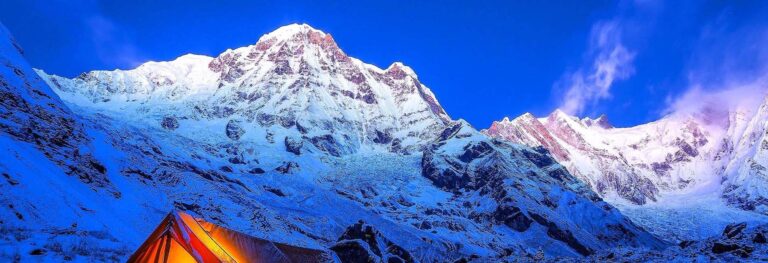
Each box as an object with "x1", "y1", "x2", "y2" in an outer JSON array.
[
  {"x1": 0, "y1": 22, "x2": 143, "y2": 261},
  {"x1": 422, "y1": 121, "x2": 665, "y2": 257}
]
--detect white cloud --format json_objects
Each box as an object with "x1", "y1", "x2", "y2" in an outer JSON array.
[{"x1": 559, "y1": 21, "x2": 636, "y2": 115}]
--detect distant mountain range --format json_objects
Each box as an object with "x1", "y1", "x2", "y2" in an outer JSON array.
[{"x1": 483, "y1": 98, "x2": 768, "y2": 213}]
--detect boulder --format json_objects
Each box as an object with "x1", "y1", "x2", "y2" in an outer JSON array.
[
  {"x1": 161, "y1": 116, "x2": 179, "y2": 130},
  {"x1": 284, "y1": 136, "x2": 303, "y2": 155},
  {"x1": 493, "y1": 205, "x2": 533, "y2": 232},
  {"x1": 723, "y1": 222, "x2": 747, "y2": 239},
  {"x1": 225, "y1": 119, "x2": 245, "y2": 140},
  {"x1": 331, "y1": 221, "x2": 414, "y2": 263},
  {"x1": 275, "y1": 162, "x2": 299, "y2": 174}
]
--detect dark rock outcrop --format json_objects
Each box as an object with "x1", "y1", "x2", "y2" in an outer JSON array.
[
  {"x1": 530, "y1": 213, "x2": 593, "y2": 256},
  {"x1": 309, "y1": 134, "x2": 350, "y2": 157},
  {"x1": 248, "y1": 167, "x2": 265, "y2": 174},
  {"x1": 331, "y1": 221, "x2": 414, "y2": 263},
  {"x1": 711, "y1": 242, "x2": 740, "y2": 254},
  {"x1": 225, "y1": 119, "x2": 245, "y2": 140},
  {"x1": 371, "y1": 129, "x2": 393, "y2": 144},
  {"x1": 330, "y1": 240, "x2": 377, "y2": 263},
  {"x1": 161, "y1": 116, "x2": 179, "y2": 130},
  {"x1": 754, "y1": 233, "x2": 767, "y2": 244},
  {"x1": 275, "y1": 162, "x2": 299, "y2": 174},
  {"x1": 493, "y1": 205, "x2": 533, "y2": 232},
  {"x1": 284, "y1": 136, "x2": 303, "y2": 155},
  {"x1": 724, "y1": 222, "x2": 747, "y2": 239}
]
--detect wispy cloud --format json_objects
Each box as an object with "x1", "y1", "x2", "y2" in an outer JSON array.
[
  {"x1": 31, "y1": 0, "x2": 147, "y2": 70},
  {"x1": 558, "y1": 21, "x2": 636, "y2": 115},
  {"x1": 84, "y1": 15, "x2": 146, "y2": 68}
]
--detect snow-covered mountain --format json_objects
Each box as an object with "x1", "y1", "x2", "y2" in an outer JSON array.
[
  {"x1": 484, "y1": 98, "x2": 768, "y2": 216},
  {"x1": 0, "y1": 23, "x2": 683, "y2": 261},
  {"x1": 39, "y1": 24, "x2": 449, "y2": 156}
]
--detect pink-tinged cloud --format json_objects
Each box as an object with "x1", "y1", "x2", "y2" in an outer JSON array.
[
  {"x1": 664, "y1": 24, "x2": 768, "y2": 123},
  {"x1": 664, "y1": 83, "x2": 766, "y2": 127}
]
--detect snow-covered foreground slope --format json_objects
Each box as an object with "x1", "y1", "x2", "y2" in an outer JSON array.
[
  {"x1": 0, "y1": 23, "x2": 147, "y2": 261},
  {"x1": 0, "y1": 23, "x2": 684, "y2": 261},
  {"x1": 582, "y1": 222, "x2": 768, "y2": 262}
]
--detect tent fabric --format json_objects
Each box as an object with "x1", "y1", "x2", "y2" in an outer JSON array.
[
  {"x1": 127, "y1": 211, "x2": 331, "y2": 263},
  {"x1": 196, "y1": 220, "x2": 331, "y2": 263}
]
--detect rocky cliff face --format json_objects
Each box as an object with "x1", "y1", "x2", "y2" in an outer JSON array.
[
  {"x1": 720, "y1": 96, "x2": 768, "y2": 214},
  {"x1": 422, "y1": 121, "x2": 665, "y2": 257}
]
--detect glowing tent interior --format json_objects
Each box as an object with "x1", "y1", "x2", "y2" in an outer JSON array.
[{"x1": 127, "y1": 211, "x2": 333, "y2": 263}]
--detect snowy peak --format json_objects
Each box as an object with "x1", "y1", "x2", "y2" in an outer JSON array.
[
  {"x1": 546, "y1": 109, "x2": 612, "y2": 129},
  {"x1": 516, "y1": 112, "x2": 539, "y2": 123},
  {"x1": 484, "y1": 113, "x2": 571, "y2": 161},
  {"x1": 485, "y1": 110, "x2": 706, "y2": 205},
  {"x1": 486, "y1": 112, "x2": 536, "y2": 129},
  {"x1": 546, "y1": 109, "x2": 584, "y2": 128},
  {"x1": 142, "y1": 54, "x2": 214, "y2": 71},
  {"x1": 582, "y1": 114, "x2": 613, "y2": 129},
  {"x1": 547, "y1": 109, "x2": 573, "y2": 120},
  {"x1": 223, "y1": 23, "x2": 341, "y2": 61},
  {"x1": 258, "y1": 23, "x2": 338, "y2": 48},
  {"x1": 385, "y1": 62, "x2": 418, "y2": 80}
]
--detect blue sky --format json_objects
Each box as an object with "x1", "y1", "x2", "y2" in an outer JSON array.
[{"x1": 1, "y1": 0, "x2": 767, "y2": 127}]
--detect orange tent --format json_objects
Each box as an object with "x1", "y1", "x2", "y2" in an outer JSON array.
[{"x1": 127, "y1": 211, "x2": 332, "y2": 263}]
